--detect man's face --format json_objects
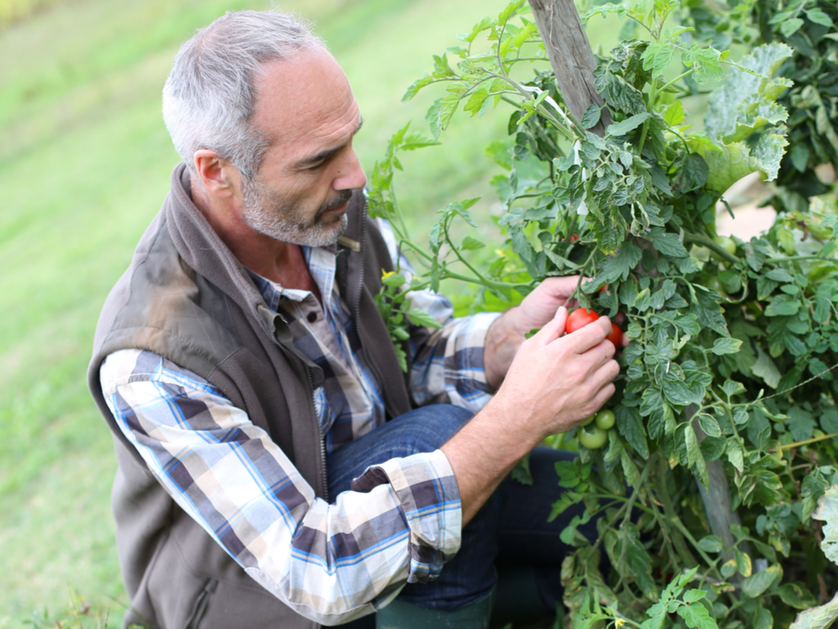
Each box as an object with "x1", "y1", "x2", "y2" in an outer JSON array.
[{"x1": 240, "y1": 48, "x2": 366, "y2": 247}]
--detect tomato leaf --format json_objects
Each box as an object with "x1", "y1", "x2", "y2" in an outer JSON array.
[
  {"x1": 650, "y1": 228, "x2": 689, "y2": 258},
  {"x1": 460, "y1": 236, "x2": 485, "y2": 251},
  {"x1": 407, "y1": 308, "x2": 443, "y2": 329},
  {"x1": 742, "y1": 565, "x2": 782, "y2": 598},
  {"x1": 710, "y1": 337, "x2": 742, "y2": 355},
  {"x1": 790, "y1": 591, "x2": 838, "y2": 629},
  {"x1": 813, "y1": 484, "x2": 838, "y2": 564},
  {"x1": 607, "y1": 113, "x2": 652, "y2": 137},
  {"x1": 599, "y1": 242, "x2": 643, "y2": 283},
  {"x1": 616, "y1": 405, "x2": 649, "y2": 458},
  {"x1": 676, "y1": 600, "x2": 716, "y2": 629},
  {"x1": 511, "y1": 453, "x2": 533, "y2": 485},
  {"x1": 696, "y1": 535, "x2": 723, "y2": 553}
]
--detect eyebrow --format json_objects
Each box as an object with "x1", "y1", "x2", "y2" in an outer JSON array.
[{"x1": 297, "y1": 116, "x2": 364, "y2": 168}]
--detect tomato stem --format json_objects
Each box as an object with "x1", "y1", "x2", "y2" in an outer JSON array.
[
  {"x1": 774, "y1": 431, "x2": 838, "y2": 452},
  {"x1": 683, "y1": 232, "x2": 740, "y2": 265}
]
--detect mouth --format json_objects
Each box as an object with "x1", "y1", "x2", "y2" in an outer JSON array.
[
  {"x1": 318, "y1": 191, "x2": 353, "y2": 218},
  {"x1": 323, "y1": 201, "x2": 348, "y2": 214}
]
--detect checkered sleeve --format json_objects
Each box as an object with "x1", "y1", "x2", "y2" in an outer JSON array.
[
  {"x1": 375, "y1": 218, "x2": 501, "y2": 412},
  {"x1": 408, "y1": 312, "x2": 501, "y2": 412},
  {"x1": 99, "y1": 349, "x2": 461, "y2": 625}
]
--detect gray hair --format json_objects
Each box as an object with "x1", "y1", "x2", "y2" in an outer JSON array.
[{"x1": 162, "y1": 10, "x2": 324, "y2": 180}]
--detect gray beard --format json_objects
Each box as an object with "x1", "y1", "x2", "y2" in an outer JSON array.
[{"x1": 241, "y1": 177, "x2": 349, "y2": 248}]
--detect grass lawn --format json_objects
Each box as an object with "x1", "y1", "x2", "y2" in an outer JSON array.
[{"x1": 0, "y1": 0, "x2": 618, "y2": 625}]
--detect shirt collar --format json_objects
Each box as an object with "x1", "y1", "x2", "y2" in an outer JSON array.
[{"x1": 246, "y1": 244, "x2": 338, "y2": 313}]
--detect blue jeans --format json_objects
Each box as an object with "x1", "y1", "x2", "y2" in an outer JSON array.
[{"x1": 327, "y1": 404, "x2": 597, "y2": 624}]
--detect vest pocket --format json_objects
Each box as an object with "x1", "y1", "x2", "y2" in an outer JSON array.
[{"x1": 183, "y1": 578, "x2": 218, "y2": 629}]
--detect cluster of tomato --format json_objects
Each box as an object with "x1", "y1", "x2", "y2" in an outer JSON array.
[
  {"x1": 578, "y1": 409, "x2": 615, "y2": 449},
  {"x1": 565, "y1": 307, "x2": 622, "y2": 450},
  {"x1": 565, "y1": 307, "x2": 623, "y2": 347}
]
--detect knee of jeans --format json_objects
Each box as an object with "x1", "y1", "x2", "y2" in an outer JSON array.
[{"x1": 396, "y1": 404, "x2": 474, "y2": 455}]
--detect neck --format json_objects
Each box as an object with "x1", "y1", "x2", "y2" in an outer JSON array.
[{"x1": 190, "y1": 176, "x2": 321, "y2": 298}]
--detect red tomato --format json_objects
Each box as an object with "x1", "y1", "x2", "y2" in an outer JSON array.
[
  {"x1": 606, "y1": 322, "x2": 623, "y2": 347},
  {"x1": 570, "y1": 234, "x2": 579, "y2": 242},
  {"x1": 566, "y1": 308, "x2": 599, "y2": 333}
]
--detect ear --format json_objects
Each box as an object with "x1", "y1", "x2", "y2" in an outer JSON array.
[{"x1": 193, "y1": 150, "x2": 241, "y2": 199}]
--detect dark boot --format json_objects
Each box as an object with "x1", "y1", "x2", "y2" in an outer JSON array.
[{"x1": 375, "y1": 587, "x2": 495, "y2": 629}]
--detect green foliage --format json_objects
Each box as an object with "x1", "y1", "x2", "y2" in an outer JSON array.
[
  {"x1": 754, "y1": 0, "x2": 838, "y2": 205},
  {"x1": 374, "y1": 269, "x2": 443, "y2": 372},
  {"x1": 375, "y1": 0, "x2": 838, "y2": 626}
]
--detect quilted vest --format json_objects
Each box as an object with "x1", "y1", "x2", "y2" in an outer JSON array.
[{"x1": 87, "y1": 163, "x2": 419, "y2": 628}]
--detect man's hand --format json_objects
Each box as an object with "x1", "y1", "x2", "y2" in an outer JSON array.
[
  {"x1": 442, "y1": 306, "x2": 619, "y2": 524},
  {"x1": 491, "y1": 307, "x2": 618, "y2": 440},
  {"x1": 484, "y1": 276, "x2": 583, "y2": 389}
]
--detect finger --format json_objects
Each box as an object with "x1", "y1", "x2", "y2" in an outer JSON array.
[
  {"x1": 591, "y1": 339, "x2": 617, "y2": 367},
  {"x1": 560, "y1": 316, "x2": 612, "y2": 353},
  {"x1": 570, "y1": 343, "x2": 616, "y2": 393},
  {"x1": 590, "y1": 381, "x2": 616, "y2": 411},
  {"x1": 532, "y1": 306, "x2": 568, "y2": 345},
  {"x1": 588, "y1": 358, "x2": 621, "y2": 391},
  {"x1": 576, "y1": 378, "x2": 617, "y2": 421},
  {"x1": 533, "y1": 276, "x2": 581, "y2": 304},
  {"x1": 549, "y1": 275, "x2": 582, "y2": 292}
]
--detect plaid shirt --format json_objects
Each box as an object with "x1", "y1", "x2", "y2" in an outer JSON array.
[{"x1": 99, "y1": 219, "x2": 500, "y2": 624}]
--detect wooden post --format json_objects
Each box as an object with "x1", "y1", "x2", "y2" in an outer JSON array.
[
  {"x1": 693, "y1": 418, "x2": 741, "y2": 557},
  {"x1": 691, "y1": 408, "x2": 750, "y2": 573},
  {"x1": 527, "y1": 0, "x2": 612, "y2": 136}
]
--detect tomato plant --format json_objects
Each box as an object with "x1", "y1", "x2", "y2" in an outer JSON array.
[{"x1": 369, "y1": 0, "x2": 838, "y2": 626}]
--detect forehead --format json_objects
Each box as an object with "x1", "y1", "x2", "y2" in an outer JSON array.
[{"x1": 251, "y1": 48, "x2": 359, "y2": 153}]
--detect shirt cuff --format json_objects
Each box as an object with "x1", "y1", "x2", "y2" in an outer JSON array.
[
  {"x1": 443, "y1": 311, "x2": 503, "y2": 407},
  {"x1": 351, "y1": 449, "x2": 462, "y2": 584}
]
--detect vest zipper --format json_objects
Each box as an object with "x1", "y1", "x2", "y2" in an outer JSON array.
[
  {"x1": 183, "y1": 578, "x2": 218, "y2": 629},
  {"x1": 304, "y1": 362, "x2": 329, "y2": 502},
  {"x1": 353, "y1": 210, "x2": 399, "y2": 420},
  {"x1": 271, "y1": 308, "x2": 329, "y2": 502}
]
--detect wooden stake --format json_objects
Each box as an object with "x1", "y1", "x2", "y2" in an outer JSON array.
[
  {"x1": 527, "y1": 0, "x2": 612, "y2": 136},
  {"x1": 692, "y1": 410, "x2": 751, "y2": 571}
]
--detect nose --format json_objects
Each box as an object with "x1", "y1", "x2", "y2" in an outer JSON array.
[{"x1": 333, "y1": 148, "x2": 367, "y2": 191}]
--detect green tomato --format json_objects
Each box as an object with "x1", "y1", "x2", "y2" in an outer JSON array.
[
  {"x1": 690, "y1": 245, "x2": 711, "y2": 262},
  {"x1": 580, "y1": 414, "x2": 595, "y2": 427},
  {"x1": 704, "y1": 276, "x2": 727, "y2": 297},
  {"x1": 578, "y1": 424, "x2": 609, "y2": 449},
  {"x1": 595, "y1": 409, "x2": 616, "y2": 430},
  {"x1": 712, "y1": 235, "x2": 737, "y2": 257}
]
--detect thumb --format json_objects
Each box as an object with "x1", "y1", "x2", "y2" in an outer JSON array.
[{"x1": 533, "y1": 306, "x2": 568, "y2": 345}]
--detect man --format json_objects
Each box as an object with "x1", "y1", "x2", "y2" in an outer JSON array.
[{"x1": 87, "y1": 10, "x2": 619, "y2": 629}]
